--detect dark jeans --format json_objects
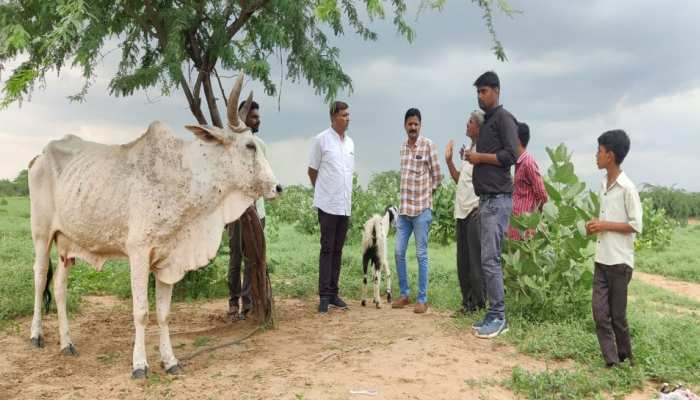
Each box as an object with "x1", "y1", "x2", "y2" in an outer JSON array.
[
  {"x1": 456, "y1": 209, "x2": 485, "y2": 310},
  {"x1": 227, "y1": 217, "x2": 266, "y2": 311},
  {"x1": 592, "y1": 262, "x2": 633, "y2": 365},
  {"x1": 479, "y1": 194, "x2": 512, "y2": 320},
  {"x1": 318, "y1": 208, "x2": 349, "y2": 299}
]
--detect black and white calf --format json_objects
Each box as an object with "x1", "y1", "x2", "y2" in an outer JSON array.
[{"x1": 361, "y1": 206, "x2": 398, "y2": 308}]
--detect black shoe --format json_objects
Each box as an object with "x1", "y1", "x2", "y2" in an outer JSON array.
[
  {"x1": 318, "y1": 297, "x2": 330, "y2": 314},
  {"x1": 619, "y1": 355, "x2": 635, "y2": 367},
  {"x1": 329, "y1": 296, "x2": 348, "y2": 309}
]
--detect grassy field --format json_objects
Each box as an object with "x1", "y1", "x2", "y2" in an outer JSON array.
[
  {"x1": 636, "y1": 224, "x2": 700, "y2": 283},
  {"x1": 1, "y1": 196, "x2": 699, "y2": 398}
]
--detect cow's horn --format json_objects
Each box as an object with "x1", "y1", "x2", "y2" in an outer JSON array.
[
  {"x1": 238, "y1": 91, "x2": 254, "y2": 127},
  {"x1": 227, "y1": 74, "x2": 245, "y2": 130}
]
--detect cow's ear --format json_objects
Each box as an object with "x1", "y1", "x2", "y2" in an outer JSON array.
[{"x1": 185, "y1": 125, "x2": 229, "y2": 145}]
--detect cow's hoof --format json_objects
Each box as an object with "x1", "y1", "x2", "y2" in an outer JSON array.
[
  {"x1": 31, "y1": 336, "x2": 45, "y2": 348},
  {"x1": 165, "y1": 363, "x2": 184, "y2": 375},
  {"x1": 61, "y1": 344, "x2": 78, "y2": 356},
  {"x1": 361, "y1": 300, "x2": 366, "y2": 307},
  {"x1": 375, "y1": 302, "x2": 381, "y2": 309},
  {"x1": 131, "y1": 367, "x2": 149, "y2": 379}
]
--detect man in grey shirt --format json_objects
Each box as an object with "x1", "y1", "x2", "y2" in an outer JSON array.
[{"x1": 464, "y1": 71, "x2": 518, "y2": 338}]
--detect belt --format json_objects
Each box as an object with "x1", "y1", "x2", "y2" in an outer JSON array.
[{"x1": 480, "y1": 193, "x2": 511, "y2": 199}]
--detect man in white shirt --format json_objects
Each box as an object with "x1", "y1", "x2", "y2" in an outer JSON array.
[
  {"x1": 308, "y1": 101, "x2": 355, "y2": 314},
  {"x1": 445, "y1": 110, "x2": 485, "y2": 317},
  {"x1": 586, "y1": 129, "x2": 643, "y2": 368}
]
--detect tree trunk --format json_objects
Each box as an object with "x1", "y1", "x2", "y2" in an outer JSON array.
[{"x1": 201, "y1": 73, "x2": 223, "y2": 128}]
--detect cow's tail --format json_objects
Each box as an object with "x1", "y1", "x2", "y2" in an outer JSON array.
[
  {"x1": 371, "y1": 225, "x2": 377, "y2": 247},
  {"x1": 43, "y1": 258, "x2": 53, "y2": 314}
]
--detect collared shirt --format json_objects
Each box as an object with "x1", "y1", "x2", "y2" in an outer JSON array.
[
  {"x1": 399, "y1": 135, "x2": 443, "y2": 217},
  {"x1": 308, "y1": 127, "x2": 355, "y2": 216},
  {"x1": 454, "y1": 158, "x2": 479, "y2": 219},
  {"x1": 508, "y1": 151, "x2": 548, "y2": 239},
  {"x1": 473, "y1": 105, "x2": 519, "y2": 196},
  {"x1": 595, "y1": 171, "x2": 643, "y2": 268}
]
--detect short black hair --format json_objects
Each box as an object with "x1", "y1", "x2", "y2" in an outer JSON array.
[
  {"x1": 517, "y1": 122, "x2": 530, "y2": 148},
  {"x1": 597, "y1": 129, "x2": 631, "y2": 165},
  {"x1": 404, "y1": 108, "x2": 422, "y2": 123},
  {"x1": 238, "y1": 100, "x2": 259, "y2": 111},
  {"x1": 473, "y1": 71, "x2": 500, "y2": 88},
  {"x1": 330, "y1": 101, "x2": 349, "y2": 116}
]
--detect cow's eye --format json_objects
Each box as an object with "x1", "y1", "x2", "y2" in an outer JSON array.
[{"x1": 246, "y1": 142, "x2": 256, "y2": 151}]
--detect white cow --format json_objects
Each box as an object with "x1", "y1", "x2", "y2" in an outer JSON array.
[{"x1": 28, "y1": 74, "x2": 280, "y2": 378}]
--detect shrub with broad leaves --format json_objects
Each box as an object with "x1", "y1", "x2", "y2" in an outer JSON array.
[{"x1": 503, "y1": 144, "x2": 599, "y2": 321}]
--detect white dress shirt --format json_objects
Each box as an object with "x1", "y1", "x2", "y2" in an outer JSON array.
[
  {"x1": 594, "y1": 171, "x2": 643, "y2": 268},
  {"x1": 454, "y1": 160, "x2": 479, "y2": 219},
  {"x1": 308, "y1": 127, "x2": 355, "y2": 216}
]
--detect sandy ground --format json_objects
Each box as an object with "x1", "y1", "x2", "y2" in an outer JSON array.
[
  {"x1": 0, "y1": 295, "x2": 574, "y2": 400},
  {"x1": 5, "y1": 271, "x2": 696, "y2": 400},
  {"x1": 635, "y1": 271, "x2": 700, "y2": 303}
]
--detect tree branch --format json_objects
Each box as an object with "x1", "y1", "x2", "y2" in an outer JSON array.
[
  {"x1": 178, "y1": 73, "x2": 208, "y2": 125},
  {"x1": 214, "y1": 68, "x2": 228, "y2": 108},
  {"x1": 202, "y1": 72, "x2": 223, "y2": 128},
  {"x1": 226, "y1": 0, "x2": 269, "y2": 40}
]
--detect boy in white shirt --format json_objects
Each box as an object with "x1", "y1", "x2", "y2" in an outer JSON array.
[{"x1": 586, "y1": 129, "x2": 643, "y2": 368}]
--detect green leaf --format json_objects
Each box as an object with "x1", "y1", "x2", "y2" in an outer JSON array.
[
  {"x1": 544, "y1": 180, "x2": 562, "y2": 203},
  {"x1": 554, "y1": 143, "x2": 568, "y2": 162},
  {"x1": 542, "y1": 202, "x2": 558, "y2": 221},
  {"x1": 559, "y1": 206, "x2": 577, "y2": 226},
  {"x1": 553, "y1": 162, "x2": 577, "y2": 185},
  {"x1": 576, "y1": 220, "x2": 588, "y2": 237}
]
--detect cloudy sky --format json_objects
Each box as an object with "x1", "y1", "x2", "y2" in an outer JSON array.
[{"x1": 1, "y1": 0, "x2": 699, "y2": 191}]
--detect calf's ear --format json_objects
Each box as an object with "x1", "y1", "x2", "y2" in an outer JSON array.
[{"x1": 185, "y1": 125, "x2": 230, "y2": 145}]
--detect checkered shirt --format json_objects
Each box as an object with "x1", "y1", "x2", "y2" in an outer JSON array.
[{"x1": 399, "y1": 135, "x2": 443, "y2": 216}]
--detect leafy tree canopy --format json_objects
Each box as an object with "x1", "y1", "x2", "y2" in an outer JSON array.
[{"x1": 0, "y1": 0, "x2": 515, "y2": 127}]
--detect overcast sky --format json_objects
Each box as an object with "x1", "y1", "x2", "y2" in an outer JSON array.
[{"x1": 1, "y1": 0, "x2": 699, "y2": 191}]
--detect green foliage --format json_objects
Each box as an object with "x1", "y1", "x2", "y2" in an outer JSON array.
[
  {"x1": 503, "y1": 143, "x2": 598, "y2": 321},
  {"x1": 429, "y1": 182, "x2": 456, "y2": 245},
  {"x1": 640, "y1": 184, "x2": 700, "y2": 223},
  {"x1": 1, "y1": 0, "x2": 510, "y2": 115},
  {"x1": 0, "y1": 169, "x2": 29, "y2": 196},
  {"x1": 635, "y1": 198, "x2": 674, "y2": 251},
  {"x1": 507, "y1": 364, "x2": 644, "y2": 399}
]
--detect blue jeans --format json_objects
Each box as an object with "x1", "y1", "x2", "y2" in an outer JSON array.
[
  {"x1": 479, "y1": 195, "x2": 512, "y2": 320},
  {"x1": 395, "y1": 208, "x2": 433, "y2": 304}
]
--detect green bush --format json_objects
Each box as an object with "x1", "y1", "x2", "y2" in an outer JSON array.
[
  {"x1": 640, "y1": 184, "x2": 700, "y2": 223},
  {"x1": 503, "y1": 143, "x2": 598, "y2": 322},
  {"x1": 430, "y1": 182, "x2": 456, "y2": 245},
  {"x1": 0, "y1": 198, "x2": 8, "y2": 206},
  {"x1": 635, "y1": 198, "x2": 674, "y2": 251}
]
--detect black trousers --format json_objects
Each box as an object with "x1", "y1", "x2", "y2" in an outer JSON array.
[
  {"x1": 318, "y1": 209, "x2": 349, "y2": 299},
  {"x1": 227, "y1": 217, "x2": 265, "y2": 310},
  {"x1": 456, "y1": 209, "x2": 485, "y2": 310},
  {"x1": 592, "y1": 262, "x2": 633, "y2": 365}
]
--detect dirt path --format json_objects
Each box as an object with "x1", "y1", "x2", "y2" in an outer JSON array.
[
  {"x1": 0, "y1": 296, "x2": 568, "y2": 400},
  {"x1": 635, "y1": 271, "x2": 700, "y2": 303}
]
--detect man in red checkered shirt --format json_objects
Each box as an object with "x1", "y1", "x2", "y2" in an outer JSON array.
[
  {"x1": 508, "y1": 122, "x2": 548, "y2": 240},
  {"x1": 391, "y1": 108, "x2": 443, "y2": 314}
]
